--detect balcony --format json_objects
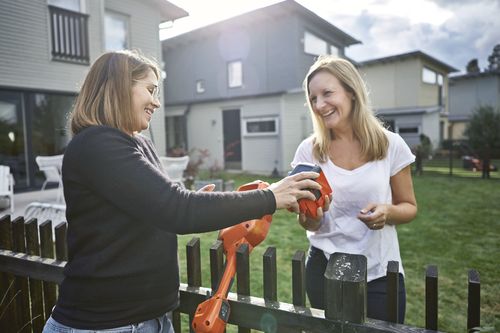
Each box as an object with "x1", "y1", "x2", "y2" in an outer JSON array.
[{"x1": 49, "y1": 5, "x2": 89, "y2": 64}]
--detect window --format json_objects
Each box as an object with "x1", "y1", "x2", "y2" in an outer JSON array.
[
  {"x1": 330, "y1": 45, "x2": 339, "y2": 57},
  {"x1": 437, "y1": 74, "x2": 443, "y2": 86},
  {"x1": 228, "y1": 61, "x2": 242, "y2": 88},
  {"x1": 422, "y1": 67, "x2": 437, "y2": 84},
  {"x1": 165, "y1": 115, "x2": 187, "y2": 152},
  {"x1": 105, "y1": 11, "x2": 129, "y2": 51},
  {"x1": 243, "y1": 117, "x2": 279, "y2": 136},
  {"x1": 48, "y1": 0, "x2": 80, "y2": 12},
  {"x1": 196, "y1": 80, "x2": 205, "y2": 94},
  {"x1": 398, "y1": 127, "x2": 419, "y2": 134},
  {"x1": 304, "y1": 31, "x2": 327, "y2": 56}
]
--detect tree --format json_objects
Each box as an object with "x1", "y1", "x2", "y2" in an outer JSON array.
[
  {"x1": 487, "y1": 44, "x2": 500, "y2": 72},
  {"x1": 465, "y1": 105, "x2": 500, "y2": 179},
  {"x1": 466, "y1": 58, "x2": 480, "y2": 73}
]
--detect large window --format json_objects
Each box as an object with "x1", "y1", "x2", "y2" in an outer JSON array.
[
  {"x1": 105, "y1": 11, "x2": 129, "y2": 51},
  {"x1": 243, "y1": 117, "x2": 279, "y2": 136},
  {"x1": 0, "y1": 90, "x2": 74, "y2": 189},
  {"x1": 304, "y1": 31, "x2": 327, "y2": 56},
  {"x1": 422, "y1": 67, "x2": 444, "y2": 85},
  {"x1": 228, "y1": 61, "x2": 242, "y2": 88}
]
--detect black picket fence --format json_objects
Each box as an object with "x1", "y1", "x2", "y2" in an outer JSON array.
[{"x1": 0, "y1": 215, "x2": 481, "y2": 332}]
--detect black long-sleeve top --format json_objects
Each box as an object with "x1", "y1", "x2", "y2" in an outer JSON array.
[{"x1": 52, "y1": 126, "x2": 276, "y2": 329}]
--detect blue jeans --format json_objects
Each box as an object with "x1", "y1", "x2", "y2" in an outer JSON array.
[
  {"x1": 42, "y1": 313, "x2": 174, "y2": 333},
  {"x1": 305, "y1": 246, "x2": 406, "y2": 323}
]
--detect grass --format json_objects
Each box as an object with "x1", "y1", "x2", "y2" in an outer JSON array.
[{"x1": 177, "y1": 172, "x2": 500, "y2": 332}]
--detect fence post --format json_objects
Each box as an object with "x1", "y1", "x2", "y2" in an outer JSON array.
[
  {"x1": 263, "y1": 247, "x2": 277, "y2": 302},
  {"x1": 55, "y1": 222, "x2": 68, "y2": 261},
  {"x1": 186, "y1": 237, "x2": 201, "y2": 333},
  {"x1": 209, "y1": 240, "x2": 224, "y2": 293},
  {"x1": 386, "y1": 260, "x2": 399, "y2": 323},
  {"x1": 12, "y1": 217, "x2": 31, "y2": 333},
  {"x1": 26, "y1": 218, "x2": 45, "y2": 332},
  {"x1": 324, "y1": 252, "x2": 367, "y2": 324},
  {"x1": 292, "y1": 250, "x2": 306, "y2": 307},
  {"x1": 236, "y1": 243, "x2": 250, "y2": 333},
  {"x1": 0, "y1": 215, "x2": 17, "y2": 333},
  {"x1": 467, "y1": 269, "x2": 480, "y2": 331},
  {"x1": 425, "y1": 265, "x2": 438, "y2": 330},
  {"x1": 40, "y1": 220, "x2": 57, "y2": 321}
]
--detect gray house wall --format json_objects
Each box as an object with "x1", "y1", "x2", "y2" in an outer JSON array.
[
  {"x1": 163, "y1": 1, "x2": 358, "y2": 174},
  {"x1": 449, "y1": 74, "x2": 500, "y2": 118},
  {"x1": 0, "y1": 0, "x2": 184, "y2": 189}
]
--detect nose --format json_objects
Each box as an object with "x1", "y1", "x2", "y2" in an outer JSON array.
[
  {"x1": 315, "y1": 96, "x2": 327, "y2": 111},
  {"x1": 152, "y1": 96, "x2": 161, "y2": 108}
]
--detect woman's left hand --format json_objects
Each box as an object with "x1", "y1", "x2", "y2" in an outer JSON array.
[
  {"x1": 357, "y1": 203, "x2": 390, "y2": 230},
  {"x1": 197, "y1": 184, "x2": 216, "y2": 192}
]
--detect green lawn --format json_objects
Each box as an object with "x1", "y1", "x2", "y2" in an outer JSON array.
[{"x1": 177, "y1": 173, "x2": 500, "y2": 332}]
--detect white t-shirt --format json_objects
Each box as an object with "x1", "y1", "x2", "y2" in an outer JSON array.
[{"x1": 291, "y1": 130, "x2": 415, "y2": 282}]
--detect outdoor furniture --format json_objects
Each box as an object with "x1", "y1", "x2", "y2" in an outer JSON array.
[
  {"x1": 159, "y1": 155, "x2": 190, "y2": 188},
  {"x1": 0, "y1": 165, "x2": 15, "y2": 213},
  {"x1": 35, "y1": 154, "x2": 64, "y2": 203}
]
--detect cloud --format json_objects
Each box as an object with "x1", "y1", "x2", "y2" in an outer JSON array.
[{"x1": 316, "y1": 0, "x2": 500, "y2": 73}]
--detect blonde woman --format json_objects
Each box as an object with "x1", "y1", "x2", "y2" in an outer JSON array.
[
  {"x1": 42, "y1": 50, "x2": 321, "y2": 333},
  {"x1": 292, "y1": 56, "x2": 417, "y2": 323}
]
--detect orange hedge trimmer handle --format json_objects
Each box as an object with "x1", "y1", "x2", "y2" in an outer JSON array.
[{"x1": 192, "y1": 181, "x2": 272, "y2": 333}]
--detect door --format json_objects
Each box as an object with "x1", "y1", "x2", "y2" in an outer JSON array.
[{"x1": 222, "y1": 109, "x2": 241, "y2": 170}]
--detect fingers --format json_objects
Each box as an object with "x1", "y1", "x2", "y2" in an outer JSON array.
[
  {"x1": 291, "y1": 171, "x2": 319, "y2": 181},
  {"x1": 297, "y1": 212, "x2": 321, "y2": 231},
  {"x1": 197, "y1": 184, "x2": 215, "y2": 192}
]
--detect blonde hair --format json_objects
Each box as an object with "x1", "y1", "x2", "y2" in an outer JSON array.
[
  {"x1": 71, "y1": 50, "x2": 160, "y2": 135},
  {"x1": 303, "y1": 55, "x2": 388, "y2": 162}
]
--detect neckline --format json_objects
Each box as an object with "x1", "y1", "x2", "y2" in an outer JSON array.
[{"x1": 327, "y1": 158, "x2": 372, "y2": 175}]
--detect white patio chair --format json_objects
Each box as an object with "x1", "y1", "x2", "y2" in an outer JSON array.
[
  {"x1": 35, "y1": 154, "x2": 64, "y2": 203},
  {"x1": 159, "y1": 155, "x2": 190, "y2": 188},
  {"x1": 0, "y1": 165, "x2": 15, "y2": 213}
]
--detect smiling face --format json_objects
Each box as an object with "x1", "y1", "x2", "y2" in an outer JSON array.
[
  {"x1": 308, "y1": 70, "x2": 354, "y2": 131},
  {"x1": 131, "y1": 69, "x2": 161, "y2": 133}
]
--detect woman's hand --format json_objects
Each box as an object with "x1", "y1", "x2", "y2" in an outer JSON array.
[
  {"x1": 357, "y1": 203, "x2": 390, "y2": 230},
  {"x1": 197, "y1": 184, "x2": 216, "y2": 192},
  {"x1": 297, "y1": 194, "x2": 332, "y2": 231},
  {"x1": 268, "y1": 171, "x2": 321, "y2": 212}
]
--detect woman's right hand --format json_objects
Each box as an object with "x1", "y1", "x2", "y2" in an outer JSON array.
[
  {"x1": 297, "y1": 194, "x2": 331, "y2": 231},
  {"x1": 268, "y1": 171, "x2": 321, "y2": 213}
]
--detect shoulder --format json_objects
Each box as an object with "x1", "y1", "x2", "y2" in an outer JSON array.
[
  {"x1": 66, "y1": 126, "x2": 135, "y2": 160},
  {"x1": 297, "y1": 135, "x2": 315, "y2": 151},
  {"x1": 383, "y1": 129, "x2": 407, "y2": 150}
]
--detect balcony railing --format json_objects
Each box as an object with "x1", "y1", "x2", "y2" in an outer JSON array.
[{"x1": 48, "y1": 5, "x2": 89, "y2": 64}]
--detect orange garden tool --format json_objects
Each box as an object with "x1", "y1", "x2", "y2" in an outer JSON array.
[
  {"x1": 289, "y1": 163, "x2": 333, "y2": 219},
  {"x1": 192, "y1": 180, "x2": 273, "y2": 333}
]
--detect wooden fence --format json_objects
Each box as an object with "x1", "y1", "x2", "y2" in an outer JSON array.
[{"x1": 0, "y1": 214, "x2": 481, "y2": 333}]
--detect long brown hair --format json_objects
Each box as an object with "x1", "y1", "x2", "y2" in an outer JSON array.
[
  {"x1": 303, "y1": 56, "x2": 388, "y2": 162},
  {"x1": 71, "y1": 50, "x2": 160, "y2": 135}
]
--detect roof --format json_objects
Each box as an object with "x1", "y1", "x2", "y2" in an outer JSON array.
[
  {"x1": 449, "y1": 69, "x2": 500, "y2": 81},
  {"x1": 359, "y1": 51, "x2": 458, "y2": 73},
  {"x1": 152, "y1": 0, "x2": 188, "y2": 23},
  {"x1": 163, "y1": 0, "x2": 360, "y2": 47},
  {"x1": 375, "y1": 105, "x2": 443, "y2": 116}
]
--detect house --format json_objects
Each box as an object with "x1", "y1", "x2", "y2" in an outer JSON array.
[
  {"x1": 0, "y1": 0, "x2": 187, "y2": 191},
  {"x1": 448, "y1": 70, "x2": 500, "y2": 140},
  {"x1": 162, "y1": 0, "x2": 360, "y2": 175},
  {"x1": 358, "y1": 51, "x2": 458, "y2": 150}
]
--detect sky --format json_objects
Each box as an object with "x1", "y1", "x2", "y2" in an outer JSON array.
[{"x1": 162, "y1": 0, "x2": 500, "y2": 74}]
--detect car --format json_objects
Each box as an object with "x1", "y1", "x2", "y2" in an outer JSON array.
[{"x1": 462, "y1": 155, "x2": 497, "y2": 171}]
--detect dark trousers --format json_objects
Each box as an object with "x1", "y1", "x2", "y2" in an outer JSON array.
[{"x1": 305, "y1": 246, "x2": 406, "y2": 323}]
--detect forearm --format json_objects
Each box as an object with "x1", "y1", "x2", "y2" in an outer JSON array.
[{"x1": 387, "y1": 201, "x2": 417, "y2": 225}]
